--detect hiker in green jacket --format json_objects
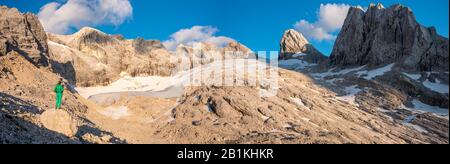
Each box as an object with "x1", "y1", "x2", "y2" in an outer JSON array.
[{"x1": 54, "y1": 78, "x2": 64, "y2": 109}]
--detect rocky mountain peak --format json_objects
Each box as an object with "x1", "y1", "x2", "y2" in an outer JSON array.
[
  {"x1": 369, "y1": 2, "x2": 385, "y2": 10},
  {"x1": 279, "y1": 29, "x2": 309, "y2": 58},
  {"x1": 279, "y1": 29, "x2": 326, "y2": 63},
  {"x1": 71, "y1": 27, "x2": 115, "y2": 46},
  {"x1": 77, "y1": 27, "x2": 105, "y2": 35},
  {"x1": 0, "y1": 6, "x2": 49, "y2": 67},
  {"x1": 330, "y1": 3, "x2": 449, "y2": 72}
]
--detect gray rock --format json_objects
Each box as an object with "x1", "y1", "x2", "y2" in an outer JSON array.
[
  {"x1": 0, "y1": 6, "x2": 49, "y2": 67},
  {"x1": 279, "y1": 29, "x2": 327, "y2": 63},
  {"x1": 330, "y1": 3, "x2": 449, "y2": 72},
  {"x1": 132, "y1": 37, "x2": 165, "y2": 55}
]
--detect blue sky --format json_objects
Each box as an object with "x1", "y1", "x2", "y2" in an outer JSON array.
[{"x1": 1, "y1": 0, "x2": 449, "y2": 55}]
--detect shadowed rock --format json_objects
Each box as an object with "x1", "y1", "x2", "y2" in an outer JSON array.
[{"x1": 330, "y1": 3, "x2": 449, "y2": 72}]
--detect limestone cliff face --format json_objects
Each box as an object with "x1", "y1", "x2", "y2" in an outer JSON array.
[
  {"x1": 0, "y1": 6, "x2": 49, "y2": 67},
  {"x1": 330, "y1": 3, "x2": 449, "y2": 72},
  {"x1": 279, "y1": 29, "x2": 327, "y2": 63},
  {"x1": 48, "y1": 27, "x2": 175, "y2": 87}
]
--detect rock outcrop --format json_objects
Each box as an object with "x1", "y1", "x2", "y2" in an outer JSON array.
[
  {"x1": 0, "y1": 6, "x2": 49, "y2": 67},
  {"x1": 279, "y1": 29, "x2": 327, "y2": 63},
  {"x1": 132, "y1": 37, "x2": 165, "y2": 55},
  {"x1": 329, "y1": 3, "x2": 449, "y2": 72}
]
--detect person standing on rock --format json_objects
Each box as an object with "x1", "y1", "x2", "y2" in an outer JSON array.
[{"x1": 54, "y1": 78, "x2": 64, "y2": 110}]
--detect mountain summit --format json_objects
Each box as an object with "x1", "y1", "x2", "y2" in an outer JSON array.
[
  {"x1": 329, "y1": 3, "x2": 449, "y2": 71},
  {"x1": 279, "y1": 29, "x2": 326, "y2": 63}
]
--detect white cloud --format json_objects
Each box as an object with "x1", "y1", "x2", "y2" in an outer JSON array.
[
  {"x1": 294, "y1": 20, "x2": 335, "y2": 41},
  {"x1": 294, "y1": 3, "x2": 352, "y2": 42},
  {"x1": 38, "y1": 0, "x2": 133, "y2": 34},
  {"x1": 163, "y1": 26, "x2": 235, "y2": 51}
]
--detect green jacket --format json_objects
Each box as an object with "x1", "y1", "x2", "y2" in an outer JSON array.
[{"x1": 54, "y1": 84, "x2": 64, "y2": 95}]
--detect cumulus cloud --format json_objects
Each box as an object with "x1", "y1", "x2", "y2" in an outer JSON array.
[
  {"x1": 38, "y1": 0, "x2": 133, "y2": 34},
  {"x1": 163, "y1": 26, "x2": 235, "y2": 51},
  {"x1": 294, "y1": 3, "x2": 352, "y2": 42}
]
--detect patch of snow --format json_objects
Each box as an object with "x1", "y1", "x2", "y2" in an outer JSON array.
[
  {"x1": 119, "y1": 71, "x2": 129, "y2": 77},
  {"x1": 279, "y1": 59, "x2": 316, "y2": 70},
  {"x1": 301, "y1": 117, "x2": 311, "y2": 122},
  {"x1": 283, "y1": 124, "x2": 293, "y2": 128},
  {"x1": 76, "y1": 76, "x2": 174, "y2": 98},
  {"x1": 311, "y1": 65, "x2": 366, "y2": 80},
  {"x1": 423, "y1": 79, "x2": 449, "y2": 94},
  {"x1": 355, "y1": 64, "x2": 395, "y2": 80},
  {"x1": 290, "y1": 97, "x2": 309, "y2": 110},
  {"x1": 376, "y1": 108, "x2": 390, "y2": 113},
  {"x1": 261, "y1": 115, "x2": 270, "y2": 121},
  {"x1": 99, "y1": 106, "x2": 131, "y2": 120},
  {"x1": 325, "y1": 78, "x2": 344, "y2": 85},
  {"x1": 336, "y1": 66, "x2": 367, "y2": 75},
  {"x1": 411, "y1": 99, "x2": 449, "y2": 116},
  {"x1": 292, "y1": 53, "x2": 307, "y2": 58},
  {"x1": 336, "y1": 85, "x2": 362, "y2": 107},
  {"x1": 403, "y1": 73, "x2": 421, "y2": 81},
  {"x1": 382, "y1": 114, "x2": 395, "y2": 122},
  {"x1": 403, "y1": 115, "x2": 417, "y2": 123}
]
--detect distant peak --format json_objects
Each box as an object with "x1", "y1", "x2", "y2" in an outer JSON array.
[
  {"x1": 377, "y1": 3, "x2": 385, "y2": 9},
  {"x1": 285, "y1": 29, "x2": 297, "y2": 33},
  {"x1": 74, "y1": 27, "x2": 106, "y2": 36},
  {"x1": 283, "y1": 29, "x2": 309, "y2": 44},
  {"x1": 369, "y1": 2, "x2": 385, "y2": 10}
]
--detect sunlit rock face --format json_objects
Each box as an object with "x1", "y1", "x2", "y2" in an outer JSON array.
[
  {"x1": 279, "y1": 29, "x2": 327, "y2": 64},
  {"x1": 0, "y1": 6, "x2": 49, "y2": 67}
]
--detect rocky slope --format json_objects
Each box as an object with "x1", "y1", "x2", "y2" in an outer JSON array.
[
  {"x1": 0, "y1": 6, "x2": 49, "y2": 67},
  {"x1": 113, "y1": 60, "x2": 448, "y2": 144},
  {"x1": 0, "y1": 51, "x2": 123, "y2": 144},
  {"x1": 278, "y1": 3, "x2": 449, "y2": 143},
  {"x1": 279, "y1": 29, "x2": 327, "y2": 63},
  {"x1": 329, "y1": 3, "x2": 449, "y2": 72}
]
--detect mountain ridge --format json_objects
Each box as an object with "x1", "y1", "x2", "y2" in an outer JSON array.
[{"x1": 329, "y1": 3, "x2": 449, "y2": 72}]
